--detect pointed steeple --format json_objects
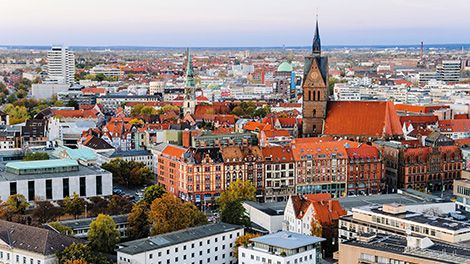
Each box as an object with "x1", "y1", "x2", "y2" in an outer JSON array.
[
  {"x1": 312, "y1": 15, "x2": 321, "y2": 55},
  {"x1": 185, "y1": 48, "x2": 195, "y2": 87}
]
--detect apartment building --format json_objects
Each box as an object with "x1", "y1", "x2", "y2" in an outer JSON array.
[{"x1": 116, "y1": 223, "x2": 243, "y2": 264}]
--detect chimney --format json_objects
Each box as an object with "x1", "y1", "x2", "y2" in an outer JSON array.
[
  {"x1": 182, "y1": 129, "x2": 191, "y2": 148},
  {"x1": 328, "y1": 200, "x2": 333, "y2": 212}
]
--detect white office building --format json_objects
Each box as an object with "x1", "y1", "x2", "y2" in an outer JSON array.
[
  {"x1": 238, "y1": 231, "x2": 324, "y2": 264},
  {"x1": 437, "y1": 60, "x2": 461, "y2": 83},
  {"x1": 46, "y1": 46, "x2": 75, "y2": 84},
  {"x1": 0, "y1": 159, "x2": 112, "y2": 202},
  {"x1": 116, "y1": 223, "x2": 244, "y2": 264}
]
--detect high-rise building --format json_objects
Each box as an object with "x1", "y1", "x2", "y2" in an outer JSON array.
[
  {"x1": 302, "y1": 19, "x2": 329, "y2": 136},
  {"x1": 437, "y1": 60, "x2": 461, "y2": 82},
  {"x1": 46, "y1": 46, "x2": 75, "y2": 84}
]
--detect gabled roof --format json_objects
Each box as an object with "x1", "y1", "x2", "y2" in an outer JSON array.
[
  {"x1": 261, "y1": 146, "x2": 294, "y2": 162},
  {"x1": 438, "y1": 119, "x2": 470, "y2": 133},
  {"x1": 0, "y1": 220, "x2": 82, "y2": 255},
  {"x1": 162, "y1": 145, "x2": 188, "y2": 158},
  {"x1": 289, "y1": 195, "x2": 347, "y2": 225},
  {"x1": 83, "y1": 135, "x2": 114, "y2": 150},
  {"x1": 324, "y1": 101, "x2": 403, "y2": 138}
]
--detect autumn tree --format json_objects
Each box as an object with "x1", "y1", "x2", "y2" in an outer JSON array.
[
  {"x1": 57, "y1": 243, "x2": 111, "y2": 264},
  {"x1": 32, "y1": 201, "x2": 63, "y2": 223},
  {"x1": 218, "y1": 179, "x2": 256, "y2": 211},
  {"x1": 88, "y1": 214, "x2": 120, "y2": 253},
  {"x1": 233, "y1": 233, "x2": 261, "y2": 257},
  {"x1": 143, "y1": 184, "x2": 166, "y2": 204},
  {"x1": 64, "y1": 193, "x2": 85, "y2": 219},
  {"x1": 3, "y1": 104, "x2": 29, "y2": 124},
  {"x1": 48, "y1": 221, "x2": 73, "y2": 235},
  {"x1": 127, "y1": 201, "x2": 150, "y2": 240},
  {"x1": 106, "y1": 195, "x2": 133, "y2": 215},
  {"x1": 0, "y1": 194, "x2": 29, "y2": 221},
  {"x1": 311, "y1": 218, "x2": 323, "y2": 237},
  {"x1": 149, "y1": 193, "x2": 207, "y2": 235}
]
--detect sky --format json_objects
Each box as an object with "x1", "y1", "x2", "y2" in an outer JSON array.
[{"x1": 1, "y1": 0, "x2": 470, "y2": 47}]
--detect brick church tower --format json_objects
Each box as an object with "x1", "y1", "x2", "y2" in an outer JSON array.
[{"x1": 302, "y1": 18, "x2": 329, "y2": 136}]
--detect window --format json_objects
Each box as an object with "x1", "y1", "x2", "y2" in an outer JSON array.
[
  {"x1": 28, "y1": 181, "x2": 35, "y2": 201},
  {"x1": 149, "y1": 254, "x2": 153, "y2": 259},
  {"x1": 46, "y1": 179, "x2": 53, "y2": 199},
  {"x1": 63, "y1": 178, "x2": 69, "y2": 198},
  {"x1": 79, "y1": 177, "x2": 86, "y2": 196},
  {"x1": 96, "y1": 176, "x2": 102, "y2": 195}
]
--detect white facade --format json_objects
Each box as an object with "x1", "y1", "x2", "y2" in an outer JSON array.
[
  {"x1": 0, "y1": 246, "x2": 58, "y2": 264},
  {"x1": 46, "y1": 46, "x2": 75, "y2": 85},
  {"x1": 117, "y1": 223, "x2": 243, "y2": 264},
  {"x1": 283, "y1": 196, "x2": 315, "y2": 236},
  {"x1": 243, "y1": 201, "x2": 284, "y2": 233},
  {"x1": 238, "y1": 231, "x2": 323, "y2": 264},
  {"x1": 32, "y1": 83, "x2": 70, "y2": 100}
]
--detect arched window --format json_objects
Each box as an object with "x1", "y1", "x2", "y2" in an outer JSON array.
[
  {"x1": 313, "y1": 109, "x2": 316, "y2": 116},
  {"x1": 313, "y1": 91, "x2": 316, "y2": 101},
  {"x1": 317, "y1": 91, "x2": 321, "y2": 100},
  {"x1": 308, "y1": 91, "x2": 312, "y2": 101}
]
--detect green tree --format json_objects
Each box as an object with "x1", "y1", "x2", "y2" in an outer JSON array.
[
  {"x1": 23, "y1": 152, "x2": 49, "y2": 161},
  {"x1": 49, "y1": 221, "x2": 73, "y2": 235},
  {"x1": 218, "y1": 179, "x2": 256, "y2": 211},
  {"x1": 95, "y1": 73, "x2": 106, "y2": 82},
  {"x1": 66, "y1": 99, "x2": 79, "y2": 110},
  {"x1": 130, "y1": 104, "x2": 145, "y2": 117},
  {"x1": 143, "y1": 184, "x2": 166, "y2": 204},
  {"x1": 4, "y1": 194, "x2": 29, "y2": 216},
  {"x1": 57, "y1": 243, "x2": 112, "y2": 264},
  {"x1": 149, "y1": 193, "x2": 207, "y2": 235},
  {"x1": 64, "y1": 193, "x2": 85, "y2": 219},
  {"x1": 220, "y1": 200, "x2": 250, "y2": 226},
  {"x1": 102, "y1": 159, "x2": 153, "y2": 187},
  {"x1": 3, "y1": 104, "x2": 30, "y2": 124},
  {"x1": 88, "y1": 214, "x2": 120, "y2": 253},
  {"x1": 127, "y1": 201, "x2": 150, "y2": 240}
]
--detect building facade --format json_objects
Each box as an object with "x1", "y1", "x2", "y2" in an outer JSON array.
[
  {"x1": 116, "y1": 223, "x2": 243, "y2": 264},
  {"x1": 46, "y1": 46, "x2": 75, "y2": 85}
]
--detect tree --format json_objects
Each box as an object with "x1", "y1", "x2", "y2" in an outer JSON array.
[
  {"x1": 3, "y1": 194, "x2": 29, "y2": 217},
  {"x1": 106, "y1": 195, "x2": 133, "y2": 215},
  {"x1": 130, "y1": 104, "x2": 145, "y2": 117},
  {"x1": 88, "y1": 197, "x2": 109, "y2": 216},
  {"x1": 23, "y1": 152, "x2": 49, "y2": 161},
  {"x1": 149, "y1": 193, "x2": 207, "y2": 235},
  {"x1": 3, "y1": 104, "x2": 29, "y2": 124},
  {"x1": 220, "y1": 200, "x2": 250, "y2": 226},
  {"x1": 233, "y1": 233, "x2": 261, "y2": 257},
  {"x1": 102, "y1": 159, "x2": 153, "y2": 187},
  {"x1": 57, "y1": 243, "x2": 112, "y2": 264},
  {"x1": 49, "y1": 221, "x2": 73, "y2": 235},
  {"x1": 127, "y1": 201, "x2": 150, "y2": 240},
  {"x1": 143, "y1": 184, "x2": 166, "y2": 204},
  {"x1": 32, "y1": 201, "x2": 63, "y2": 223},
  {"x1": 311, "y1": 218, "x2": 323, "y2": 237},
  {"x1": 88, "y1": 214, "x2": 120, "y2": 253},
  {"x1": 64, "y1": 193, "x2": 85, "y2": 219},
  {"x1": 218, "y1": 179, "x2": 256, "y2": 211},
  {"x1": 66, "y1": 99, "x2": 79, "y2": 110}
]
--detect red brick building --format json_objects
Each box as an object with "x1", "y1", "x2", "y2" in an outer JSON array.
[{"x1": 345, "y1": 144, "x2": 383, "y2": 195}]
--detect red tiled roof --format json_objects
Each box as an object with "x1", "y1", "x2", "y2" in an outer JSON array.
[
  {"x1": 53, "y1": 109, "x2": 98, "y2": 119},
  {"x1": 290, "y1": 195, "x2": 347, "y2": 224},
  {"x1": 399, "y1": 115, "x2": 438, "y2": 127},
  {"x1": 244, "y1": 121, "x2": 272, "y2": 132},
  {"x1": 261, "y1": 146, "x2": 294, "y2": 162},
  {"x1": 454, "y1": 113, "x2": 469, "y2": 120},
  {"x1": 395, "y1": 104, "x2": 449, "y2": 114},
  {"x1": 455, "y1": 138, "x2": 470, "y2": 147},
  {"x1": 291, "y1": 139, "x2": 359, "y2": 161},
  {"x1": 263, "y1": 129, "x2": 290, "y2": 138},
  {"x1": 162, "y1": 145, "x2": 187, "y2": 158},
  {"x1": 81, "y1": 87, "x2": 106, "y2": 94},
  {"x1": 438, "y1": 119, "x2": 470, "y2": 132},
  {"x1": 345, "y1": 144, "x2": 380, "y2": 160},
  {"x1": 324, "y1": 101, "x2": 403, "y2": 137}
]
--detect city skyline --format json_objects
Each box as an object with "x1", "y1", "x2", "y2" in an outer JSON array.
[{"x1": 1, "y1": 0, "x2": 470, "y2": 47}]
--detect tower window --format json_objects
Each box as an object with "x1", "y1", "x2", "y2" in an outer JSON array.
[
  {"x1": 313, "y1": 109, "x2": 316, "y2": 116},
  {"x1": 308, "y1": 91, "x2": 312, "y2": 101},
  {"x1": 313, "y1": 91, "x2": 316, "y2": 101},
  {"x1": 317, "y1": 91, "x2": 321, "y2": 100}
]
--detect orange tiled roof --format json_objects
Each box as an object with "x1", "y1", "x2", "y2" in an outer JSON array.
[
  {"x1": 455, "y1": 138, "x2": 470, "y2": 147},
  {"x1": 162, "y1": 145, "x2": 187, "y2": 158},
  {"x1": 395, "y1": 104, "x2": 449, "y2": 114},
  {"x1": 81, "y1": 87, "x2": 106, "y2": 94},
  {"x1": 290, "y1": 195, "x2": 347, "y2": 224},
  {"x1": 345, "y1": 144, "x2": 380, "y2": 160},
  {"x1": 324, "y1": 101, "x2": 403, "y2": 137},
  {"x1": 244, "y1": 121, "x2": 272, "y2": 132},
  {"x1": 438, "y1": 119, "x2": 470, "y2": 132},
  {"x1": 53, "y1": 109, "x2": 98, "y2": 119},
  {"x1": 399, "y1": 115, "x2": 438, "y2": 127},
  {"x1": 261, "y1": 146, "x2": 294, "y2": 162},
  {"x1": 291, "y1": 139, "x2": 359, "y2": 161}
]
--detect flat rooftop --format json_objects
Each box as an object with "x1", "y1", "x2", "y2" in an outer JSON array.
[
  {"x1": 343, "y1": 234, "x2": 470, "y2": 264},
  {"x1": 338, "y1": 192, "x2": 442, "y2": 211},
  {"x1": 250, "y1": 231, "x2": 324, "y2": 250},
  {"x1": 357, "y1": 206, "x2": 470, "y2": 232},
  {"x1": 0, "y1": 159, "x2": 109, "y2": 182},
  {"x1": 6, "y1": 159, "x2": 78, "y2": 170},
  {"x1": 244, "y1": 201, "x2": 286, "y2": 216},
  {"x1": 57, "y1": 214, "x2": 128, "y2": 230},
  {"x1": 116, "y1": 223, "x2": 243, "y2": 255}
]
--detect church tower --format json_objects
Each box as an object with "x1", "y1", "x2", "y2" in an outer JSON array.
[
  {"x1": 183, "y1": 49, "x2": 196, "y2": 115},
  {"x1": 302, "y1": 18, "x2": 329, "y2": 136}
]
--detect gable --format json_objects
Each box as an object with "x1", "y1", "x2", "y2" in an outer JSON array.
[{"x1": 303, "y1": 58, "x2": 326, "y2": 88}]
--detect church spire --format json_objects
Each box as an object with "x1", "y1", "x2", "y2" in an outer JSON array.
[
  {"x1": 312, "y1": 15, "x2": 321, "y2": 55},
  {"x1": 185, "y1": 48, "x2": 195, "y2": 87}
]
